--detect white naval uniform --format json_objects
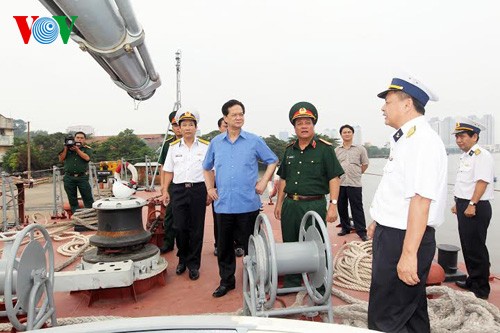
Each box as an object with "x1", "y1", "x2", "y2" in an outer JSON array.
[
  {"x1": 453, "y1": 142, "x2": 494, "y2": 299},
  {"x1": 164, "y1": 137, "x2": 209, "y2": 271},
  {"x1": 368, "y1": 116, "x2": 448, "y2": 332},
  {"x1": 164, "y1": 138, "x2": 208, "y2": 183},
  {"x1": 454, "y1": 144, "x2": 494, "y2": 201},
  {"x1": 370, "y1": 116, "x2": 448, "y2": 229}
]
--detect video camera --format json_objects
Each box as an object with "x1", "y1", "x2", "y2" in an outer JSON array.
[{"x1": 65, "y1": 135, "x2": 82, "y2": 148}]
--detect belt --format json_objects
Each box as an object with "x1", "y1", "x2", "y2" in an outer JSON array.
[
  {"x1": 286, "y1": 193, "x2": 324, "y2": 201},
  {"x1": 174, "y1": 182, "x2": 204, "y2": 188},
  {"x1": 454, "y1": 196, "x2": 488, "y2": 203},
  {"x1": 69, "y1": 172, "x2": 88, "y2": 177}
]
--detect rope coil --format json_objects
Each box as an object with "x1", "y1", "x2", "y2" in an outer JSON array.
[{"x1": 333, "y1": 240, "x2": 372, "y2": 292}]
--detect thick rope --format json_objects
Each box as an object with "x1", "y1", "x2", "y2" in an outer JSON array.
[
  {"x1": 332, "y1": 240, "x2": 372, "y2": 292},
  {"x1": 71, "y1": 208, "x2": 98, "y2": 231}
]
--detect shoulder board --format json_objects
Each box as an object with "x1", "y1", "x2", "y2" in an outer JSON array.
[
  {"x1": 166, "y1": 136, "x2": 176, "y2": 142},
  {"x1": 84, "y1": 145, "x2": 91, "y2": 149},
  {"x1": 474, "y1": 149, "x2": 481, "y2": 155},
  {"x1": 406, "y1": 125, "x2": 416, "y2": 138},
  {"x1": 170, "y1": 138, "x2": 181, "y2": 146},
  {"x1": 198, "y1": 138, "x2": 210, "y2": 145},
  {"x1": 319, "y1": 138, "x2": 332, "y2": 146},
  {"x1": 286, "y1": 141, "x2": 295, "y2": 148}
]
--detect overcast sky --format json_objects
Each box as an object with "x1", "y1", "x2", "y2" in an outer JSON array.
[{"x1": 2, "y1": 0, "x2": 499, "y2": 146}]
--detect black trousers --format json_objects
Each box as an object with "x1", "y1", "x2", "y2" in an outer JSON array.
[
  {"x1": 171, "y1": 183, "x2": 207, "y2": 270},
  {"x1": 217, "y1": 210, "x2": 259, "y2": 286},
  {"x1": 368, "y1": 223, "x2": 435, "y2": 333},
  {"x1": 456, "y1": 198, "x2": 491, "y2": 298},
  {"x1": 337, "y1": 186, "x2": 367, "y2": 236}
]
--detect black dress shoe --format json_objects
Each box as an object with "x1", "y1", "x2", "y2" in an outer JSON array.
[
  {"x1": 455, "y1": 280, "x2": 470, "y2": 290},
  {"x1": 474, "y1": 292, "x2": 489, "y2": 300},
  {"x1": 360, "y1": 235, "x2": 369, "y2": 242},
  {"x1": 337, "y1": 230, "x2": 349, "y2": 236},
  {"x1": 176, "y1": 263, "x2": 186, "y2": 275},
  {"x1": 212, "y1": 284, "x2": 235, "y2": 298},
  {"x1": 189, "y1": 269, "x2": 199, "y2": 280}
]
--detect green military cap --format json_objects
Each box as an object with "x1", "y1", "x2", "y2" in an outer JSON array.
[
  {"x1": 168, "y1": 111, "x2": 177, "y2": 125},
  {"x1": 289, "y1": 101, "x2": 318, "y2": 125}
]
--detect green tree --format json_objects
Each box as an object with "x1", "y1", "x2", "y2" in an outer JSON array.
[
  {"x1": 31, "y1": 132, "x2": 67, "y2": 169},
  {"x1": 199, "y1": 130, "x2": 221, "y2": 141},
  {"x1": 263, "y1": 135, "x2": 288, "y2": 161},
  {"x1": 93, "y1": 129, "x2": 154, "y2": 162},
  {"x1": 365, "y1": 145, "x2": 389, "y2": 158},
  {"x1": 1, "y1": 137, "x2": 28, "y2": 172}
]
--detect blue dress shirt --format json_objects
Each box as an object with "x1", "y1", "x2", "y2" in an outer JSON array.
[{"x1": 203, "y1": 130, "x2": 278, "y2": 214}]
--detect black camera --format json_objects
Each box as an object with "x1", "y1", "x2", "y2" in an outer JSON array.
[{"x1": 65, "y1": 135, "x2": 82, "y2": 148}]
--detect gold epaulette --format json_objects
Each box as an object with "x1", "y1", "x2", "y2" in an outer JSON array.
[
  {"x1": 319, "y1": 138, "x2": 332, "y2": 146},
  {"x1": 406, "y1": 126, "x2": 416, "y2": 138},
  {"x1": 198, "y1": 138, "x2": 210, "y2": 145},
  {"x1": 170, "y1": 138, "x2": 181, "y2": 146}
]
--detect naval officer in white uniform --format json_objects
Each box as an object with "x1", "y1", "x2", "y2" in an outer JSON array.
[
  {"x1": 162, "y1": 109, "x2": 210, "y2": 281},
  {"x1": 451, "y1": 118, "x2": 494, "y2": 300},
  {"x1": 368, "y1": 75, "x2": 448, "y2": 333}
]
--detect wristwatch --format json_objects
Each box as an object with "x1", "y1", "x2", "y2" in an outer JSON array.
[
  {"x1": 329, "y1": 199, "x2": 338, "y2": 205},
  {"x1": 468, "y1": 201, "x2": 476, "y2": 206}
]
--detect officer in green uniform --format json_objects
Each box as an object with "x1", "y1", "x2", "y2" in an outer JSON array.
[
  {"x1": 274, "y1": 102, "x2": 344, "y2": 288},
  {"x1": 58, "y1": 131, "x2": 94, "y2": 213},
  {"x1": 158, "y1": 111, "x2": 183, "y2": 253}
]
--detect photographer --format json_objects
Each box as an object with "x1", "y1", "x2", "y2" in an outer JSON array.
[{"x1": 58, "y1": 131, "x2": 94, "y2": 213}]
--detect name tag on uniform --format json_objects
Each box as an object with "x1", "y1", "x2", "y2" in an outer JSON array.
[
  {"x1": 175, "y1": 154, "x2": 183, "y2": 158},
  {"x1": 286, "y1": 155, "x2": 295, "y2": 159}
]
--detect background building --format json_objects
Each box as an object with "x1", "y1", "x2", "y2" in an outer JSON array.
[
  {"x1": 278, "y1": 131, "x2": 289, "y2": 141},
  {"x1": 0, "y1": 114, "x2": 14, "y2": 160},
  {"x1": 428, "y1": 114, "x2": 496, "y2": 151},
  {"x1": 353, "y1": 125, "x2": 363, "y2": 146}
]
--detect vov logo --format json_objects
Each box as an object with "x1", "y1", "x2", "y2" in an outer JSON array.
[{"x1": 13, "y1": 16, "x2": 78, "y2": 44}]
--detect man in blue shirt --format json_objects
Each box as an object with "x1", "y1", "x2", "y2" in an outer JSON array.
[{"x1": 203, "y1": 99, "x2": 278, "y2": 298}]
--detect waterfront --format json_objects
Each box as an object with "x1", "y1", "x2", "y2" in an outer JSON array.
[{"x1": 363, "y1": 153, "x2": 500, "y2": 272}]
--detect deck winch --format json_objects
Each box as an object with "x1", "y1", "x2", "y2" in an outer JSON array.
[
  {"x1": 0, "y1": 224, "x2": 57, "y2": 331},
  {"x1": 242, "y1": 211, "x2": 334, "y2": 322},
  {"x1": 76, "y1": 196, "x2": 167, "y2": 286}
]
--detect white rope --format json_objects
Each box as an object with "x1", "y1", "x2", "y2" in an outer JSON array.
[
  {"x1": 332, "y1": 240, "x2": 372, "y2": 292},
  {"x1": 54, "y1": 232, "x2": 91, "y2": 257}
]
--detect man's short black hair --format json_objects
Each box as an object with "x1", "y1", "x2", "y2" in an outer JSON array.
[
  {"x1": 217, "y1": 117, "x2": 226, "y2": 128},
  {"x1": 74, "y1": 131, "x2": 86, "y2": 138},
  {"x1": 222, "y1": 99, "x2": 245, "y2": 116},
  {"x1": 339, "y1": 124, "x2": 354, "y2": 134}
]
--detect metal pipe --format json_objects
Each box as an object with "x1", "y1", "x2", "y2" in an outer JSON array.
[
  {"x1": 137, "y1": 43, "x2": 159, "y2": 82},
  {"x1": 114, "y1": 0, "x2": 141, "y2": 36},
  {"x1": 88, "y1": 52, "x2": 120, "y2": 81},
  {"x1": 53, "y1": 0, "x2": 126, "y2": 50},
  {"x1": 103, "y1": 53, "x2": 147, "y2": 88}
]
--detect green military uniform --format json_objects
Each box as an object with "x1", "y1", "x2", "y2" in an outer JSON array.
[
  {"x1": 62, "y1": 145, "x2": 94, "y2": 213},
  {"x1": 277, "y1": 102, "x2": 344, "y2": 287},
  {"x1": 157, "y1": 111, "x2": 179, "y2": 252}
]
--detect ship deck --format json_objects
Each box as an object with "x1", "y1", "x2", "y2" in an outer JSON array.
[{"x1": 1, "y1": 187, "x2": 499, "y2": 331}]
